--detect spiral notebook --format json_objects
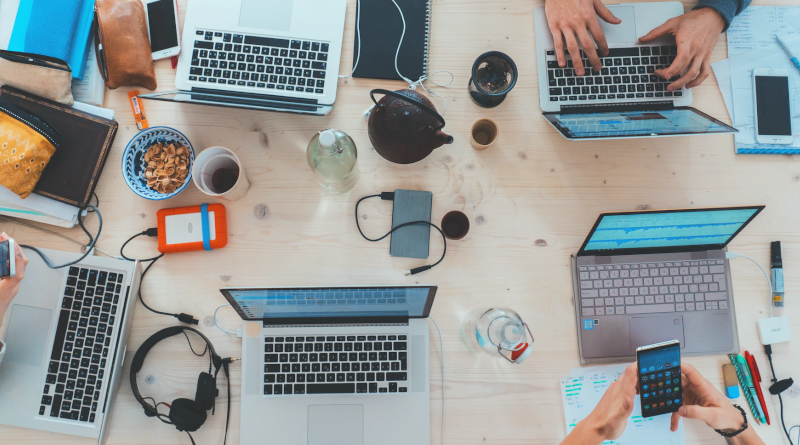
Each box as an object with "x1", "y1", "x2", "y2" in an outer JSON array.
[{"x1": 352, "y1": 0, "x2": 430, "y2": 81}]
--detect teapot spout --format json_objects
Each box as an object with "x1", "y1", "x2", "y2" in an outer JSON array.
[{"x1": 434, "y1": 130, "x2": 454, "y2": 145}]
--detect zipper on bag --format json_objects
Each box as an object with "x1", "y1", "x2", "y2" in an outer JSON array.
[
  {"x1": 0, "y1": 50, "x2": 71, "y2": 73},
  {"x1": 0, "y1": 101, "x2": 63, "y2": 147}
]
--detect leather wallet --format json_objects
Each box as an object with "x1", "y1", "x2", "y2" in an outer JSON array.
[
  {"x1": 0, "y1": 86, "x2": 118, "y2": 208},
  {"x1": 94, "y1": 0, "x2": 157, "y2": 90},
  {"x1": 0, "y1": 50, "x2": 74, "y2": 105}
]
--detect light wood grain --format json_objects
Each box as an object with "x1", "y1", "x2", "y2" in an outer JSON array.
[{"x1": 2, "y1": 0, "x2": 799, "y2": 444}]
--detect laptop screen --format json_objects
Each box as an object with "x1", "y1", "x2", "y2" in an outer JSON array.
[
  {"x1": 578, "y1": 207, "x2": 764, "y2": 255},
  {"x1": 543, "y1": 108, "x2": 737, "y2": 139},
  {"x1": 221, "y1": 286, "x2": 437, "y2": 322}
]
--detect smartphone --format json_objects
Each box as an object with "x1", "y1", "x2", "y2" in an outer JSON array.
[
  {"x1": 753, "y1": 68, "x2": 793, "y2": 145},
  {"x1": 636, "y1": 340, "x2": 682, "y2": 418},
  {"x1": 144, "y1": 0, "x2": 181, "y2": 60},
  {"x1": 0, "y1": 239, "x2": 16, "y2": 278}
]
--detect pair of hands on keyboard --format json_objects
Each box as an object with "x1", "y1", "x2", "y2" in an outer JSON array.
[
  {"x1": 544, "y1": 0, "x2": 726, "y2": 90},
  {"x1": 0, "y1": 232, "x2": 27, "y2": 321},
  {"x1": 560, "y1": 363, "x2": 766, "y2": 445}
]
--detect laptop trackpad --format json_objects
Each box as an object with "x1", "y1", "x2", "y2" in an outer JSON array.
[
  {"x1": 5, "y1": 305, "x2": 52, "y2": 367},
  {"x1": 600, "y1": 6, "x2": 636, "y2": 43},
  {"x1": 629, "y1": 315, "x2": 685, "y2": 350},
  {"x1": 308, "y1": 405, "x2": 363, "y2": 445},
  {"x1": 239, "y1": 0, "x2": 293, "y2": 32}
]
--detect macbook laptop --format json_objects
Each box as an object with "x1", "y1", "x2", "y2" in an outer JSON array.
[
  {"x1": 534, "y1": 2, "x2": 738, "y2": 140},
  {"x1": 222, "y1": 285, "x2": 436, "y2": 445},
  {"x1": 0, "y1": 248, "x2": 141, "y2": 443},
  {"x1": 570, "y1": 206, "x2": 764, "y2": 364},
  {"x1": 139, "y1": 0, "x2": 347, "y2": 115}
]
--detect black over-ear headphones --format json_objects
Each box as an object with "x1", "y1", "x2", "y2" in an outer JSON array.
[{"x1": 130, "y1": 326, "x2": 235, "y2": 444}]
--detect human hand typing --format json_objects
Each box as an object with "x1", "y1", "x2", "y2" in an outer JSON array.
[
  {"x1": 638, "y1": 8, "x2": 726, "y2": 91},
  {"x1": 545, "y1": 0, "x2": 621, "y2": 76}
]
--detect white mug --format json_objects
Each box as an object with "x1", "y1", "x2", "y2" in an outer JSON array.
[{"x1": 192, "y1": 146, "x2": 250, "y2": 201}]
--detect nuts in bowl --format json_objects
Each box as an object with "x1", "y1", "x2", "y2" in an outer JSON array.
[{"x1": 143, "y1": 142, "x2": 190, "y2": 194}]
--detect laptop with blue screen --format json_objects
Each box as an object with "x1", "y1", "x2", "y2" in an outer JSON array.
[
  {"x1": 221, "y1": 285, "x2": 436, "y2": 445},
  {"x1": 570, "y1": 206, "x2": 764, "y2": 364}
]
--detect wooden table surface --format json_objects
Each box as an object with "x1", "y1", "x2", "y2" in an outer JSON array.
[{"x1": 2, "y1": 0, "x2": 799, "y2": 444}]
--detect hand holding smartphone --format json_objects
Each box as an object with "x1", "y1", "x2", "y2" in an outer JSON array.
[
  {"x1": 1, "y1": 238, "x2": 16, "y2": 278},
  {"x1": 753, "y1": 68, "x2": 793, "y2": 145},
  {"x1": 144, "y1": 0, "x2": 181, "y2": 60},
  {"x1": 637, "y1": 340, "x2": 683, "y2": 418}
]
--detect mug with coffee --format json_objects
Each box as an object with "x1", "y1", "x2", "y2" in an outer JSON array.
[
  {"x1": 192, "y1": 146, "x2": 250, "y2": 200},
  {"x1": 470, "y1": 119, "x2": 499, "y2": 150},
  {"x1": 441, "y1": 211, "x2": 470, "y2": 240}
]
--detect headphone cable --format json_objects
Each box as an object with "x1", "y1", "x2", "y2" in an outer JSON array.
[{"x1": 20, "y1": 203, "x2": 102, "y2": 269}]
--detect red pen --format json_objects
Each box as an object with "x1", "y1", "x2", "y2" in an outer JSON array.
[{"x1": 745, "y1": 351, "x2": 770, "y2": 425}]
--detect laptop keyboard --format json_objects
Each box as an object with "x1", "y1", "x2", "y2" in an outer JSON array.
[
  {"x1": 191, "y1": 30, "x2": 329, "y2": 95},
  {"x1": 38, "y1": 267, "x2": 126, "y2": 423},
  {"x1": 579, "y1": 260, "x2": 729, "y2": 316},
  {"x1": 264, "y1": 335, "x2": 409, "y2": 396},
  {"x1": 545, "y1": 47, "x2": 686, "y2": 102}
]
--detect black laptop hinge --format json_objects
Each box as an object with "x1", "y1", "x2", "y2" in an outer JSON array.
[
  {"x1": 190, "y1": 87, "x2": 319, "y2": 104},
  {"x1": 558, "y1": 100, "x2": 675, "y2": 114}
]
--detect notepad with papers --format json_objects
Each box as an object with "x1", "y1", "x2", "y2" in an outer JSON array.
[
  {"x1": 560, "y1": 364, "x2": 685, "y2": 445},
  {"x1": 712, "y1": 6, "x2": 800, "y2": 154}
]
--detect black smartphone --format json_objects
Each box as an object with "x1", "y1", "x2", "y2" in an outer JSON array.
[
  {"x1": 0, "y1": 239, "x2": 15, "y2": 278},
  {"x1": 636, "y1": 339, "x2": 682, "y2": 418}
]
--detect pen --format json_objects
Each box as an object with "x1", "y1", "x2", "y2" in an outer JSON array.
[
  {"x1": 744, "y1": 351, "x2": 770, "y2": 425},
  {"x1": 777, "y1": 34, "x2": 800, "y2": 75},
  {"x1": 731, "y1": 354, "x2": 767, "y2": 424},
  {"x1": 772, "y1": 241, "x2": 784, "y2": 308}
]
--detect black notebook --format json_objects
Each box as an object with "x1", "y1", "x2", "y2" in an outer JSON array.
[{"x1": 352, "y1": 0, "x2": 430, "y2": 81}]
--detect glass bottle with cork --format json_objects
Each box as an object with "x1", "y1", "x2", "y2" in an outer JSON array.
[{"x1": 306, "y1": 129, "x2": 359, "y2": 194}]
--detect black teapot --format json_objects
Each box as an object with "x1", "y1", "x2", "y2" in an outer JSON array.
[{"x1": 367, "y1": 89, "x2": 454, "y2": 164}]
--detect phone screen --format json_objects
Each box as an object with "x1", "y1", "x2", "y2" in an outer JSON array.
[
  {"x1": 637, "y1": 341, "x2": 682, "y2": 418},
  {"x1": 755, "y1": 75, "x2": 792, "y2": 137},
  {"x1": 147, "y1": 0, "x2": 179, "y2": 52},
  {"x1": 0, "y1": 241, "x2": 10, "y2": 277}
]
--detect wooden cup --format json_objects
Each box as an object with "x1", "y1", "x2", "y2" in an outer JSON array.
[{"x1": 470, "y1": 118, "x2": 499, "y2": 150}]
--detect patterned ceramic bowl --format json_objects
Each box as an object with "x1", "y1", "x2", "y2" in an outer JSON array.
[{"x1": 122, "y1": 127, "x2": 194, "y2": 200}]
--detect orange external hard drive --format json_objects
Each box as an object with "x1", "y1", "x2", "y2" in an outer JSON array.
[{"x1": 157, "y1": 204, "x2": 227, "y2": 254}]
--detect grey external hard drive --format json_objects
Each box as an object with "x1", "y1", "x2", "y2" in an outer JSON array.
[{"x1": 390, "y1": 189, "x2": 432, "y2": 259}]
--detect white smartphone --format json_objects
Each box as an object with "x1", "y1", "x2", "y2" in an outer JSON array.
[
  {"x1": 144, "y1": 0, "x2": 181, "y2": 60},
  {"x1": 753, "y1": 68, "x2": 793, "y2": 145},
  {"x1": 1, "y1": 239, "x2": 16, "y2": 278}
]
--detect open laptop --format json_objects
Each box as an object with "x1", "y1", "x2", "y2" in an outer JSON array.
[
  {"x1": 570, "y1": 206, "x2": 764, "y2": 364},
  {"x1": 534, "y1": 2, "x2": 738, "y2": 140},
  {"x1": 221, "y1": 285, "x2": 436, "y2": 445},
  {"x1": 0, "y1": 248, "x2": 141, "y2": 443},
  {"x1": 139, "y1": 0, "x2": 347, "y2": 115}
]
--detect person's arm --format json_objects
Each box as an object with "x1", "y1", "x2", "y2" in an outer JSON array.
[
  {"x1": 693, "y1": 0, "x2": 753, "y2": 31},
  {"x1": 0, "y1": 232, "x2": 29, "y2": 368},
  {"x1": 671, "y1": 363, "x2": 766, "y2": 445},
  {"x1": 560, "y1": 364, "x2": 638, "y2": 445},
  {"x1": 544, "y1": 0, "x2": 622, "y2": 76},
  {"x1": 638, "y1": 0, "x2": 752, "y2": 91}
]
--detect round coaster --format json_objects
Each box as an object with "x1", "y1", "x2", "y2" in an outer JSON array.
[{"x1": 244, "y1": 321, "x2": 261, "y2": 338}]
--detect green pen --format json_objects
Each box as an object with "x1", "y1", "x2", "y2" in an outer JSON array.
[{"x1": 730, "y1": 354, "x2": 767, "y2": 424}]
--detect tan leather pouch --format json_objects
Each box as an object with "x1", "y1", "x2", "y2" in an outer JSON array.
[
  {"x1": 0, "y1": 51, "x2": 74, "y2": 105},
  {"x1": 94, "y1": 0, "x2": 157, "y2": 90}
]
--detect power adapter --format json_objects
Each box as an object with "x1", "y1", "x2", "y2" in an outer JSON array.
[{"x1": 757, "y1": 315, "x2": 791, "y2": 345}]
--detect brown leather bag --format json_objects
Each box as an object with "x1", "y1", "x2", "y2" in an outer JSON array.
[{"x1": 94, "y1": 0, "x2": 157, "y2": 90}]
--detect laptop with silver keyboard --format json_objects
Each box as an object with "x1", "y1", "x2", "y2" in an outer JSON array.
[
  {"x1": 223, "y1": 285, "x2": 436, "y2": 445},
  {"x1": 139, "y1": 0, "x2": 346, "y2": 115},
  {"x1": 571, "y1": 206, "x2": 764, "y2": 364},
  {"x1": 534, "y1": 2, "x2": 737, "y2": 140},
  {"x1": 0, "y1": 248, "x2": 140, "y2": 443}
]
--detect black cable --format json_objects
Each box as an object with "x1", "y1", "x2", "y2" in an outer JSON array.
[
  {"x1": 765, "y1": 347, "x2": 795, "y2": 445},
  {"x1": 21, "y1": 203, "x2": 102, "y2": 269},
  {"x1": 87, "y1": 192, "x2": 99, "y2": 213},
  {"x1": 186, "y1": 431, "x2": 197, "y2": 445},
  {"x1": 121, "y1": 231, "x2": 162, "y2": 262},
  {"x1": 222, "y1": 360, "x2": 232, "y2": 445},
  {"x1": 355, "y1": 193, "x2": 447, "y2": 275}
]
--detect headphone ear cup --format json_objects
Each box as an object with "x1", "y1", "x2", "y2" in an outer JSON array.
[
  {"x1": 168, "y1": 398, "x2": 207, "y2": 432},
  {"x1": 194, "y1": 372, "x2": 218, "y2": 411}
]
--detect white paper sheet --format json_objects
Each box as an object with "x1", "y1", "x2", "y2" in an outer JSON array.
[
  {"x1": 71, "y1": 38, "x2": 106, "y2": 107},
  {"x1": 726, "y1": 6, "x2": 800, "y2": 152},
  {"x1": 712, "y1": 59, "x2": 734, "y2": 120},
  {"x1": 561, "y1": 364, "x2": 686, "y2": 445}
]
